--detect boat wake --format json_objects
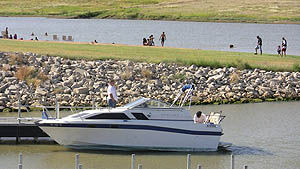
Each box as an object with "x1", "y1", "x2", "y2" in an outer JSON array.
[{"x1": 228, "y1": 145, "x2": 273, "y2": 155}]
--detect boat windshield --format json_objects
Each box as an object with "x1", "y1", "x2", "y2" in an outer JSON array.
[
  {"x1": 136, "y1": 99, "x2": 170, "y2": 108},
  {"x1": 122, "y1": 98, "x2": 170, "y2": 109},
  {"x1": 122, "y1": 98, "x2": 148, "y2": 108}
]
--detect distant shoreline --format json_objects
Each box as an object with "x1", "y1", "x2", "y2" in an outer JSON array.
[
  {"x1": 0, "y1": 0, "x2": 299, "y2": 25},
  {"x1": 0, "y1": 15, "x2": 299, "y2": 25}
]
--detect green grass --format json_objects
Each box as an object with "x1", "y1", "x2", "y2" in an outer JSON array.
[
  {"x1": 0, "y1": 0, "x2": 299, "y2": 23},
  {"x1": 1, "y1": 39, "x2": 300, "y2": 72}
]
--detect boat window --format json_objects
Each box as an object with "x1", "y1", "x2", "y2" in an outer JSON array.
[
  {"x1": 86, "y1": 113, "x2": 130, "y2": 120},
  {"x1": 132, "y1": 113, "x2": 149, "y2": 120},
  {"x1": 136, "y1": 100, "x2": 170, "y2": 108}
]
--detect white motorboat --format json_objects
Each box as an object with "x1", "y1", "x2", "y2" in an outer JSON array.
[{"x1": 37, "y1": 85, "x2": 226, "y2": 151}]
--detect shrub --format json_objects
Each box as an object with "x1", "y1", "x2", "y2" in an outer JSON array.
[
  {"x1": 27, "y1": 77, "x2": 42, "y2": 88},
  {"x1": 37, "y1": 72, "x2": 49, "y2": 81},
  {"x1": 15, "y1": 66, "x2": 35, "y2": 81},
  {"x1": 120, "y1": 68, "x2": 133, "y2": 80},
  {"x1": 15, "y1": 66, "x2": 48, "y2": 87},
  {"x1": 229, "y1": 72, "x2": 240, "y2": 83},
  {"x1": 141, "y1": 68, "x2": 152, "y2": 79},
  {"x1": 8, "y1": 53, "x2": 25, "y2": 65}
]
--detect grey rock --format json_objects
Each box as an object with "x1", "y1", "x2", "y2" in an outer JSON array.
[
  {"x1": 35, "y1": 88, "x2": 48, "y2": 96},
  {"x1": 73, "y1": 87, "x2": 89, "y2": 94}
]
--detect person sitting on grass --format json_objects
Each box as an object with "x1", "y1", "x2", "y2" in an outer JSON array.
[
  {"x1": 143, "y1": 38, "x2": 148, "y2": 46},
  {"x1": 277, "y1": 45, "x2": 281, "y2": 56}
]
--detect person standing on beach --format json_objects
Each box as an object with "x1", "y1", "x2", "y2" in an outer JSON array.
[
  {"x1": 107, "y1": 80, "x2": 118, "y2": 108},
  {"x1": 159, "y1": 32, "x2": 166, "y2": 47},
  {"x1": 281, "y1": 37, "x2": 287, "y2": 56},
  {"x1": 255, "y1": 36, "x2": 263, "y2": 55},
  {"x1": 5, "y1": 27, "x2": 8, "y2": 38}
]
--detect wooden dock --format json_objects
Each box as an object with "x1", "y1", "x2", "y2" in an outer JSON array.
[{"x1": 0, "y1": 117, "x2": 49, "y2": 143}]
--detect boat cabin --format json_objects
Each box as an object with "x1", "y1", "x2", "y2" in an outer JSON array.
[{"x1": 65, "y1": 98, "x2": 193, "y2": 121}]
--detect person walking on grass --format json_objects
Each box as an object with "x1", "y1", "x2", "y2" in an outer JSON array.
[
  {"x1": 255, "y1": 36, "x2": 263, "y2": 55},
  {"x1": 281, "y1": 37, "x2": 287, "y2": 56},
  {"x1": 107, "y1": 79, "x2": 118, "y2": 108},
  {"x1": 159, "y1": 32, "x2": 166, "y2": 47}
]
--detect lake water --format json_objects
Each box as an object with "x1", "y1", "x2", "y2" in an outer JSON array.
[
  {"x1": 0, "y1": 101, "x2": 300, "y2": 169},
  {"x1": 0, "y1": 17, "x2": 300, "y2": 55}
]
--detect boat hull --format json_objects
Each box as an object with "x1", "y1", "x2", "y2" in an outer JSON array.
[{"x1": 39, "y1": 121, "x2": 222, "y2": 152}]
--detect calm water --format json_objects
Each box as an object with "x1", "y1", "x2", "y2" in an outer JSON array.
[
  {"x1": 0, "y1": 17, "x2": 300, "y2": 55},
  {"x1": 0, "y1": 101, "x2": 300, "y2": 169}
]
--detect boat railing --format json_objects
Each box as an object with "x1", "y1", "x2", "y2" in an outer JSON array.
[
  {"x1": 171, "y1": 84, "x2": 194, "y2": 109},
  {"x1": 205, "y1": 111, "x2": 226, "y2": 125},
  {"x1": 10, "y1": 99, "x2": 105, "y2": 123}
]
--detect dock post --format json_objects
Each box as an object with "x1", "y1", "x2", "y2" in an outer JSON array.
[
  {"x1": 231, "y1": 154, "x2": 235, "y2": 169},
  {"x1": 244, "y1": 165, "x2": 248, "y2": 169},
  {"x1": 197, "y1": 164, "x2": 202, "y2": 169},
  {"x1": 187, "y1": 154, "x2": 191, "y2": 169},
  {"x1": 56, "y1": 100, "x2": 60, "y2": 119},
  {"x1": 18, "y1": 99, "x2": 21, "y2": 122},
  {"x1": 34, "y1": 136, "x2": 39, "y2": 143},
  {"x1": 138, "y1": 164, "x2": 142, "y2": 169},
  {"x1": 75, "y1": 154, "x2": 79, "y2": 169},
  {"x1": 18, "y1": 153, "x2": 23, "y2": 169},
  {"x1": 78, "y1": 164, "x2": 83, "y2": 169},
  {"x1": 131, "y1": 154, "x2": 136, "y2": 169},
  {"x1": 16, "y1": 99, "x2": 21, "y2": 144}
]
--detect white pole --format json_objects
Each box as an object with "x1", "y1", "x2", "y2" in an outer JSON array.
[
  {"x1": 92, "y1": 98, "x2": 95, "y2": 109},
  {"x1": 138, "y1": 164, "x2": 142, "y2": 169},
  {"x1": 75, "y1": 154, "x2": 79, "y2": 169},
  {"x1": 18, "y1": 99, "x2": 21, "y2": 122},
  {"x1": 187, "y1": 154, "x2": 191, "y2": 169},
  {"x1": 231, "y1": 154, "x2": 235, "y2": 169},
  {"x1": 131, "y1": 154, "x2": 136, "y2": 169},
  {"x1": 197, "y1": 164, "x2": 202, "y2": 169},
  {"x1": 56, "y1": 100, "x2": 60, "y2": 119},
  {"x1": 18, "y1": 153, "x2": 23, "y2": 169},
  {"x1": 19, "y1": 153, "x2": 23, "y2": 165}
]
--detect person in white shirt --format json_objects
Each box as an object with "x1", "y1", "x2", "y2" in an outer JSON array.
[
  {"x1": 193, "y1": 111, "x2": 207, "y2": 123},
  {"x1": 107, "y1": 80, "x2": 118, "y2": 108}
]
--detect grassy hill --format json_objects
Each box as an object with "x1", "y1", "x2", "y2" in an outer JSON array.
[
  {"x1": 0, "y1": 0, "x2": 299, "y2": 23},
  {"x1": 1, "y1": 39, "x2": 300, "y2": 72}
]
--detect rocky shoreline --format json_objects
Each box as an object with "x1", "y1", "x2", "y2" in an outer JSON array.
[{"x1": 0, "y1": 51, "x2": 300, "y2": 111}]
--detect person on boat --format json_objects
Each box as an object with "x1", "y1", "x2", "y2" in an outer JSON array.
[
  {"x1": 193, "y1": 111, "x2": 207, "y2": 123},
  {"x1": 107, "y1": 79, "x2": 118, "y2": 108}
]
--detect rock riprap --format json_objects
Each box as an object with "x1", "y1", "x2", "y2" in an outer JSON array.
[{"x1": 0, "y1": 52, "x2": 299, "y2": 109}]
